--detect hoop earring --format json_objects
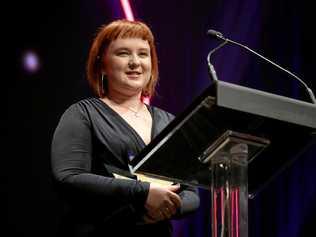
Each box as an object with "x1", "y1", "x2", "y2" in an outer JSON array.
[{"x1": 101, "y1": 73, "x2": 105, "y2": 96}]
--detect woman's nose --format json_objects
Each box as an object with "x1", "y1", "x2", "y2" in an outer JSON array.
[{"x1": 128, "y1": 54, "x2": 140, "y2": 68}]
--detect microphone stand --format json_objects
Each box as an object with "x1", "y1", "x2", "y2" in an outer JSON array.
[
  {"x1": 207, "y1": 30, "x2": 316, "y2": 104},
  {"x1": 207, "y1": 40, "x2": 228, "y2": 82}
]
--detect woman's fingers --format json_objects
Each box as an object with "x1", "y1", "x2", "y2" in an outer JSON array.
[
  {"x1": 145, "y1": 183, "x2": 182, "y2": 221},
  {"x1": 168, "y1": 190, "x2": 182, "y2": 209}
]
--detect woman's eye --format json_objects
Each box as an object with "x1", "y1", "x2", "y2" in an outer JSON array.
[
  {"x1": 117, "y1": 51, "x2": 129, "y2": 56},
  {"x1": 139, "y1": 52, "x2": 149, "y2": 57}
]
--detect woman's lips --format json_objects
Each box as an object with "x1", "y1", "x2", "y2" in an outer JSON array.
[{"x1": 126, "y1": 71, "x2": 141, "y2": 79}]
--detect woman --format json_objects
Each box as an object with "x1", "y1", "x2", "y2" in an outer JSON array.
[{"x1": 51, "y1": 19, "x2": 199, "y2": 237}]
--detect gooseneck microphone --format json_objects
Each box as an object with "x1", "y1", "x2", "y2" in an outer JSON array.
[
  {"x1": 206, "y1": 35, "x2": 228, "y2": 82},
  {"x1": 206, "y1": 29, "x2": 316, "y2": 104}
]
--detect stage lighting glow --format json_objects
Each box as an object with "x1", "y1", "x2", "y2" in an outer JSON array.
[
  {"x1": 142, "y1": 96, "x2": 151, "y2": 105},
  {"x1": 23, "y1": 50, "x2": 40, "y2": 73},
  {"x1": 120, "y1": 0, "x2": 134, "y2": 21}
]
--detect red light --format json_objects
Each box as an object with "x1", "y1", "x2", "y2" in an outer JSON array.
[{"x1": 120, "y1": 0, "x2": 134, "y2": 21}]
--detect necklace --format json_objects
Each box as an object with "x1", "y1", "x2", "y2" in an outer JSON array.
[
  {"x1": 107, "y1": 98, "x2": 143, "y2": 118},
  {"x1": 123, "y1": 105, "x2": 142, "y2": 118}
]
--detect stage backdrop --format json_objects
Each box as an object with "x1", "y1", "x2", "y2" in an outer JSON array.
[{"x1": 8, "y1": 1, "x2": 315, "y2": 236}]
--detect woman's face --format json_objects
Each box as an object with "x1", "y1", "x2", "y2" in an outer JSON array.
[{"x1": 103, "y1": 37, "x2": 152, "y2": 96}]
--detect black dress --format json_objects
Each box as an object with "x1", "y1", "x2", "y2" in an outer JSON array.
[{"x1": 51, "y1": 98, "x2": 199, "y2": 237}]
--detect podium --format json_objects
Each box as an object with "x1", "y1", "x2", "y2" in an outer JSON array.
[{"x1": 130, "y1": 80, "x2": 316, "y2": 237}]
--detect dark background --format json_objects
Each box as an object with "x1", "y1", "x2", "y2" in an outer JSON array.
[{"x1": 7, "y1": 0, "x2": 316, "y2": 236}]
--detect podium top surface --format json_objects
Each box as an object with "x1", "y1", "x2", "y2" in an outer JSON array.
[{"x1": 215, "y1": 81, "x2": 316, "y2": 129}]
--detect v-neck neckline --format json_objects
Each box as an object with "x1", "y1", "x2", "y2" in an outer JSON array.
[{"x1": 97, "y1": 98, "x2": 155, "y2": 147}]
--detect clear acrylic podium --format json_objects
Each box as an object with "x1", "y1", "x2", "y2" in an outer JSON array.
[{"x1": 130, "y1": 80, "x2": 316, "y2": 237}]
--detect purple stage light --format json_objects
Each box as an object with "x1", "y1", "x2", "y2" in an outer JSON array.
[{"x1": 23, "y1": 50, "x2": 40, "y2": 73}]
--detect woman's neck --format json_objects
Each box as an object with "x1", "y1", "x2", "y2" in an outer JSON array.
[{"x1": 104, "y1": 90, "x2": 143, "y2": 109}]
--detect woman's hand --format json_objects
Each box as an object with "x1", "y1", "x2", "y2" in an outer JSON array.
[{"x1": 144, "y1": 183, "x2": 181, "y2": 223}]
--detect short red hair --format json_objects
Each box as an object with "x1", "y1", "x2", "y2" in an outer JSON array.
[{"x1": 86, "y1": 19, "x2": 159, "y2": 98}]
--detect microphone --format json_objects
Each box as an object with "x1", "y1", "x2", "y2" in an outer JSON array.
[{"x1": 206, "y1": 29, "x2": 316, "y2": 104}]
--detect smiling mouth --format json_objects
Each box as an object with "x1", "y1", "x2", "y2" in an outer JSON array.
[
  {"x1": 126, "y1": 71, "x2": 141, "y2": 75},
  {"x1": 126, "y1": 71, "x2": 142, "y2": 79}
]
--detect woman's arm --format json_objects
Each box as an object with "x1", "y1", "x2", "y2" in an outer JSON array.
[
  {"x1": 176, "y1": 185, "x2": 200, "y2": 217},
  {"x1": 51, "y1": 104, "x2": 150, "y2": 219}
]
